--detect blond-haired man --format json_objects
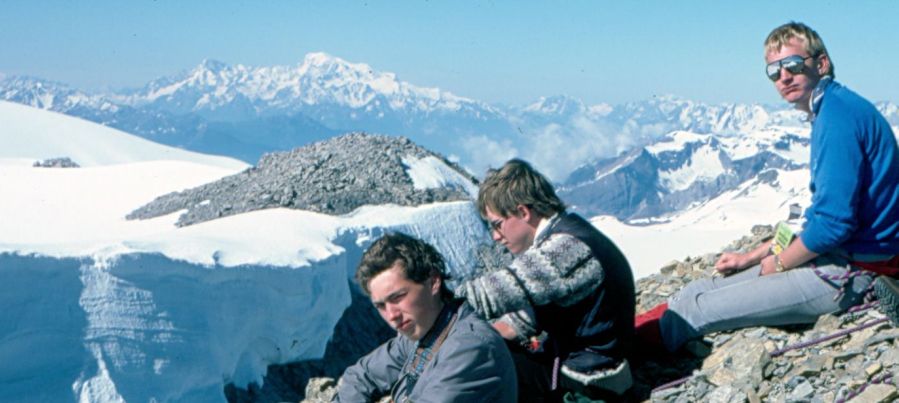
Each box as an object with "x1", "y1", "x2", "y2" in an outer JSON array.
[{"x1": 637, "y1": 22, "x2": 899, "y2": 353}]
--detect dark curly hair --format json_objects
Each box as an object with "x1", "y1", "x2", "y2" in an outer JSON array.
[{"x1": 356, "y1": 232, "x2": 452, "y2": 299}]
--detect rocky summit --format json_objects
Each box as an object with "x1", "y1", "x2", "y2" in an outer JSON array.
[
  {"x1": 127, "y1": 133, "x2": 477, "y2": 226},
  {"x1": 33, "y1": 157, "x2": 79, "y2": 168},
  {"x1": 298, "y1": 225, "x2": 899, "y2": 403}
]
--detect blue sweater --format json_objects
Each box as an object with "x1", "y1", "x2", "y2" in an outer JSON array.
[{"x1": 801, "y1": 80, "x2": 899, "y2": 254}]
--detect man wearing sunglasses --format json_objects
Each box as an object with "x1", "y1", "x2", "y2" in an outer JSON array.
[
  {"x1": 456, "y1": 159, "x2": 635, "y2": 402},
  {"x1": 636, "y1": 22, "x2": 899, "y2": 353}
]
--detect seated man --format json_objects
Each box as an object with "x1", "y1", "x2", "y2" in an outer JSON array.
[
  {"x1": 636, "y1": 22, "x2": 899, "y2": 353},
  {"x1": 456, "y1": 159, "x2": 636, "y2": 402},
  {"x1": 334, "y1": 233, "x2": 517, "y2": 403}
]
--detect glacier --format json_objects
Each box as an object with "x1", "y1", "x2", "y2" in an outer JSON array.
[
  {"x1": 0, "y1": 102, "x2": 490, "y2": 402},
  {"x1": 0, "y1": 203, "x2": 489, "y2": 403}
]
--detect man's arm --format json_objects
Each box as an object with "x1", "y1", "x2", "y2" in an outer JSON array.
[
  {"x1": 334, "y1": 337, "x2": 410, "y2": 402},
  {"x1": 458, "y1": 233, "x2": 602, "y2": 320},
  {"x1": 802, "y1": 115, "x2": 864, "y2": 253},
  {"x1": 759, "y1": 237, "x2": 820, "y2": 276}
]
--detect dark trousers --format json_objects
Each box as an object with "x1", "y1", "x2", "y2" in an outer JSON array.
[{"x1": 507, "y1": 342, "x2": 630, "y2": 403}]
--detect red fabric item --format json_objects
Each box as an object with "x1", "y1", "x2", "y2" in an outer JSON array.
[
  {"x1": 851, "y1": 255, "x2": 899, "y2": 277},
  {"x1": 635, "y1": 302, "x2": 668, "y2": 328},
  {"x1": 634, "y1": 302, "x2": 668, "y2": 349}
]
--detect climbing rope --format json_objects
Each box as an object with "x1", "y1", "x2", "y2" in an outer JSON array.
[
  {"x1": 813, "y1": 267, "x2": 879, "y2": 303},
  {"x1": 846, "y1": 300, "x2": 879, "y2": 314},
  {"x1": 834, "y1": 372, "x2": 894, "y2": 403},
  {"x1": 769, "y1": 317, "x2": 889, "y2": 357}
]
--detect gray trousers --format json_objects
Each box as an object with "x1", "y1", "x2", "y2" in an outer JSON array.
[{"x1": 659, "y1": 253, "x2": 875, "y2": 352}]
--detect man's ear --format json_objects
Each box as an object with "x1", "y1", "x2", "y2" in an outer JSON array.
[
  {"x1": 517, "y1": 204, "x2": 542, "y2": 227},
  {"x1": 817, "y1": 53, "x2": 831, "y2": 76},
  {"x1": 429, "y1": 273, "x2": 442, "y2": 296},
  {"x1": 516, "y1": 204, "x2": 532, "y2": 220}
]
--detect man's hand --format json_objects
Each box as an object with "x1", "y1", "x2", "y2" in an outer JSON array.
[
  {"x1": 492, "y1": 321, "x2": 518, "y2": 341},
  {"x1": 759, "y1": 255, "x2": 778, "y2": 276},
  {"x1": 714, "y1": 252, "x2": 751, "y2": 275}
]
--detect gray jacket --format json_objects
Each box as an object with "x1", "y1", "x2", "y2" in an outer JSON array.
[{"x1": 334, "y1": 301, "x2": 517, "y2": 403}]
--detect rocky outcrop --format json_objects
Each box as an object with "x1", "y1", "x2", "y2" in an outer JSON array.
[
  {"x1": 127, "y1": 133, "x2": 477, "y2": 226},
  {"x1": 33, "y1": 157, "x2": 79, "y2": 168}
]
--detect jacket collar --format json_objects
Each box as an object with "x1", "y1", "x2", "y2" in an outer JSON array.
[
  {"x1": 534, "y1": 212, "x2": 562, "y2": 245},
  {"x1": 809, "y1": 75, "x2": 833, "y2": 122}
]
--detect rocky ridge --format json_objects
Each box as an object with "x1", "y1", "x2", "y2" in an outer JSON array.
[
  {"x1": 298, "y1": 225, "x2": 899, "y2": 403},
  {"x1": 33, "y1": 157, "x2": 79, "y2": 168},
  {"x1": 127, "y1": 132, "x2": 477, "y2": 226}
]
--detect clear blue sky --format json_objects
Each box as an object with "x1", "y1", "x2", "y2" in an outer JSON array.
[{"x1": 2, "y1": 1, "x2": 897, "y2": 105}]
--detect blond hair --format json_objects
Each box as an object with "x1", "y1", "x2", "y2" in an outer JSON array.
[{"x1": 764, "y1": 21, "x2": 834, "y2": 78}]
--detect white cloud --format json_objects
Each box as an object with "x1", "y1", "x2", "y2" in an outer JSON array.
[
  {"x1": 460, "y1": 134, "x2": 519, "y2": 178},
  {"x1": 513, "y1": 116, "x2": 641, "y2": 182}
]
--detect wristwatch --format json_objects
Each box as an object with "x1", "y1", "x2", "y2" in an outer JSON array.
[{"x1": 774, "y1": 255, "x2": 786, "y2": 273}]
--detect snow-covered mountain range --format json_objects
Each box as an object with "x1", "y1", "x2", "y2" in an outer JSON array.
[
  {"x1": 559, "y1": 127, "x2": 811, "y2": 220},
  {"x1": 3, "y1": 52, "x2": 898, "y2": 233},
  {"x1": 4, "y1": 52, "x2": 898, "y2": 181}
]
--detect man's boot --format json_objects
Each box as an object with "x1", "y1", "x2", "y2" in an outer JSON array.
[{"x1": 875, "y1": 276, "x2": 899, "y2": 326}]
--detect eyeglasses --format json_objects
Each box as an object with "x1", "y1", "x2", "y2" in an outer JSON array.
[
  {"x1": 766, "y1": 54, "x2": 815, "y2": 81},
  {"x1": 488, "y1": 218, "x2": 505, "y2": 234}
]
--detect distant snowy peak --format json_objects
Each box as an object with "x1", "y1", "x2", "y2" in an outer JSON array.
[
  {"x1": 290, "y1": 52, "x2": 484, "y2": 111},
  {"x1": 122, "y1": 52, "x2": 499, "y2": 118},
  {"x1": 523, "y1": 95, "x2": 586, "y2": 116},
  {"x1": 647, "y1": 127, "x2": 809, "y2": 163},
  {"x1": 876, "y1": 101, "x2": 899, "y2": 126},
  {"x1": 0, "y1": 76, "x2": 117, "y2": 113},
  {"x1": 513, "y1": 94, "x2": 809, "y2": 141},
  {"x1": 558, "y1": 126, "x2": 810, "y2": 220},
  {"x1": 611, "y1": 95, "x2": 783, "y2": 135}
]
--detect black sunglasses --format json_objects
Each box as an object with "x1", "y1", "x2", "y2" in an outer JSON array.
[{"x1": 766, "y1": 54, "x2": 815, "y2": 81}]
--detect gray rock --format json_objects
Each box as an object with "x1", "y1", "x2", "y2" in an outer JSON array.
[
  {"x1": 302, "y1": 377, "x2": 336, "y2": 403},
  {"x1": 651, "y1": 384, "x2": 684, "y2": 401},
  {"x1": 787, "y1": 379, "x2": 814, "y2": 402},
  {"x1": 863, "y1": 328, "x2": 899, "y2": 348},
  {"x1": 705, "y1": 385, "x2": 747, "y2": 403},
  {"x1": 789, "y1": 355, "x2": 826, "y2": 378},
  {"x1": 33, "y1": 157, "x2": 79, "y2": 168},
  {"x1": 702, "y1": 336, "x2": 770, "y2": 389},
  {"x1": 746, "y1": 386, "x2": 762, "y2": 403},
  {"x1": 847, "y1": 384, "x2": 899, "y2": 403},
  {"x1": 128, "y1": 133, "x2": 477, "y2": 226}
]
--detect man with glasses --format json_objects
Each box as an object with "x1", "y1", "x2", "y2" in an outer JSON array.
[
  {"x1": 335, "y1": 233, "x2": 517, "y2": 403},
  {"x1": 635, "y1": 21, "x2": 899, "y2": 353},
  {"x1": 456, "y1": 159, "x2": 635, "y2": 402}
]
